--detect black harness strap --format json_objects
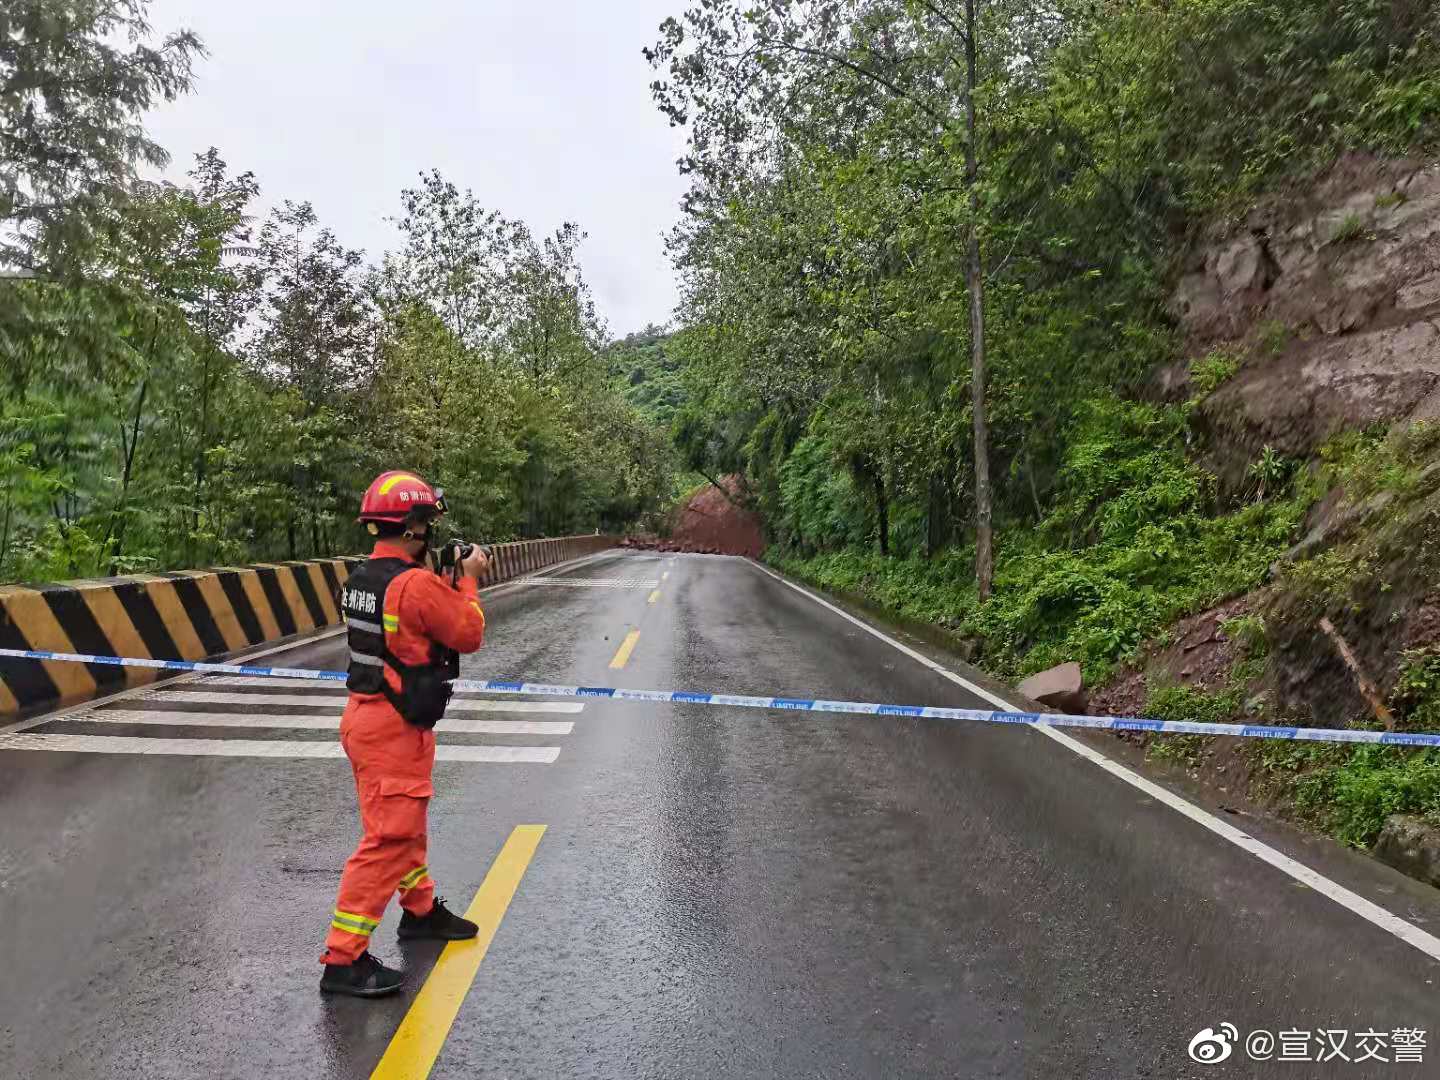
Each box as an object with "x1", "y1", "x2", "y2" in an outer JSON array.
[{"x1": 342, "y1": 557, "x2": 457, "y2": 728}]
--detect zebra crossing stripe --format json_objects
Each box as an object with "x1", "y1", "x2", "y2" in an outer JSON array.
[
  {"x1": 0, "y1": 732, "x2": 560, "y2": 762},
  {"x1": 63, "y1": 710, "x2": 575, "y2": 735},
  {"x1": 148, "y1": 690, "x2": 583, "y2": 713},
  {"x1": 197, "y1": 676, "x2": 347, "y2": 689}
]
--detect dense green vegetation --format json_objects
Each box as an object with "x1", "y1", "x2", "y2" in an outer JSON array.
[
  {"x1": 0, "y1": 0, "x2": 673, "y2": 583},
  {"x1": 605, "y1": 327, "x2": 687, "y2": 430},
  {"x1": 771, "y1": 397, "x2": 1311, "y2": 682},
  {"x1": 649, "y1": 0, "x2": 1440, "y2": 680}
]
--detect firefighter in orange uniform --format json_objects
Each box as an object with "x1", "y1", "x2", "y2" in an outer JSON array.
[{"x1": 320, "y1": 470, "x2": 490, "y2": 998}]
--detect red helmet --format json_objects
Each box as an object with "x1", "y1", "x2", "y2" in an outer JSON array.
[{"x1": 357, "y1": 470, "x2": 446, "y2": 526}]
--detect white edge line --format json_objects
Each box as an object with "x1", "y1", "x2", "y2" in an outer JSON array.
[
  {"x1": 748, "y1": 558, "x2": 1440, "y2": 964},
  {"x1": 0, "y1": 548, "x2": 621, "y2": 738}
]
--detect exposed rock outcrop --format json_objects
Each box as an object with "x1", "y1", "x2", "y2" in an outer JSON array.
[
  {"x1": 1171, "y1": 156, "x2": 1440, "y2": 475},
  {"x1": 1204, "y1": 320, "x2": 1440, "y2": 460},
  {"x1": 1173, "y1": 155, "x2": 1440, "y2": 345}
]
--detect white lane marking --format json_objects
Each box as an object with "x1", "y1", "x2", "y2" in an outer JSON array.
[
  {"x1": 199, "y1": 676, "x2": 346, "y2": 689},
  {"x1": 509, "y1": 578, "x2": 660, "y2": 588},
  {"x1": 749, "y1": 559, "x2": 1440, "y2": 964},
  {"x1": 67, "y1": 710, "x2": 574, "y2": 735},
  {"x1": 149, "y1": 690, "x2": 583, "y2": 713},
  {"x1": 436, "y1": 744, "x2": 559, "y2": 763},
  {"x1": 0, "y1": 733, "x2": 560, "y2": 763}
]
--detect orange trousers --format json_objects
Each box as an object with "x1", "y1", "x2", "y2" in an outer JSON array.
[{"x1": 323, "y1": 697, "x2": 438, "y2": 965}]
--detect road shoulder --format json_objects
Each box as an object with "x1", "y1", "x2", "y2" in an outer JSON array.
[{"x1": 750, "y1": 556, "x2": 1440, "y2": 949}]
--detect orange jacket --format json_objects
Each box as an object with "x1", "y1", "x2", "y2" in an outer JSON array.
[
  {"x1": 367, "y1": 540, "x2": 486, "y2": 678},
  {"x1": 340, "y1": 541, "x2": 485, "y2": 780}
]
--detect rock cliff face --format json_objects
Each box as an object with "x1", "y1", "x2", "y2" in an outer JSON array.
[
  {"x1": 1171, "y1": 155, "x2": 1440, "y2": 467},
  {"x1": 1092, "y1": 156, "x2": 1440, "y2": 890},
  {"x1": 1158, "y1": 156, "x2": 1440, "y2": 728}
]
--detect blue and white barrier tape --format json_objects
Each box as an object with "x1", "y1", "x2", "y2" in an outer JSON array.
[{"x1": 3, "y1": 647, "x2": 1438, "y2": 747}]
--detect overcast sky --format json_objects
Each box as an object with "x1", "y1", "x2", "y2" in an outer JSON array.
[{"x1": 142, "y1": 0, "x2": 689, "y2": 338}]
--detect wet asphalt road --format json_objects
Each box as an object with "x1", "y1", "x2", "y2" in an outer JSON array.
[{"x1": 2, "y1": 551, "x2": 1439, "y2": 1079}]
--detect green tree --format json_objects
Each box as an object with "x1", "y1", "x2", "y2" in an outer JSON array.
[
  {"x1": 251, "y1": 200, "x2": 375, "y2": 558},
  {"x1": 384, "y1": 170, "x2": 528, "y2": 354},
  {"x1": 0, "y1": 0, "x2": 203, "y2": 275},
  {"x1": 650, "y1": 0, "x2": 1016, "y2": 581},
  {"x1": 0, "y1": 8, "x2": 675, "y2": 584},
  {"x1": 505, "y1": 222, "x2": 605, "y2": 390}
]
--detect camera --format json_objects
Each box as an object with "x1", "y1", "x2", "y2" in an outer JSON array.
[
  {"x1": 437, "y1": 539, "x2": 474, "y2": 570},
  {"x1": 435, "y1": 539, "x2": 491, "y2": 583}
]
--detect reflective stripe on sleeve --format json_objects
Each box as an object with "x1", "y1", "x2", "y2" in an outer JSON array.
[{"x1": 349, "y1": 652, "x2": 384, "y2": 667}]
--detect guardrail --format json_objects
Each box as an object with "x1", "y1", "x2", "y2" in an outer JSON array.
[{"x1": 0, "y1": 535, "x2": 616, "y2": 716}]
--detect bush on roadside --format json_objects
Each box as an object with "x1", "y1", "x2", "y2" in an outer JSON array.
[
  {"x1": 1293, "y1": 746, "x2": 1440, "y2": 847},
  {"x1": 774, "y1": 399, "x2": 1311, "y2": 684}
]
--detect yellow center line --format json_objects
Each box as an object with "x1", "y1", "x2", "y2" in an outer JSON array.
[
  {"x1": 609, "y1": 629, "x2": 641, "y2": 669},
  {"x1": 370, "y1": 825, "x2": 547, "y2": 1080},
  {"x1": 647, "y1": 589, "x2": 661, "y2": 605}
]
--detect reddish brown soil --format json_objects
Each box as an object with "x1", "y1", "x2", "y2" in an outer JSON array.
[
  {"x1": 627, "y1": 477, "x2": 765, "y2": 557},
  {"x1": 1088, "y1": 595, "x2": 1268, "y2": 802},
  {"x1": 1089, "y1": 595, "x2": 1255, "y2": 718},
  {"x1": 1401, "y1": 596, "x2": 1440, "y2": 654}
]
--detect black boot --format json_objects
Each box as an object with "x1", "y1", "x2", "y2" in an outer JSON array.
[
  {"x1": 320, "y1": 951, "x2": 404, "y2": 998},
  {"x1": 398, "y1": 897, "x2": 478, "y2": 941}
]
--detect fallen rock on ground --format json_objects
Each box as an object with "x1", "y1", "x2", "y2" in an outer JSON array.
[
  {"x1": 1017, "y1": 661, "x2": 1087, "y2": 715},
  {"x1": 1373, "y1": 814, "x2": 1440, "y2": 888}
]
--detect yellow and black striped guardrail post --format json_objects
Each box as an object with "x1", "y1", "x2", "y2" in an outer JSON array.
[{"x1": 0, "y1": 535, "x2": 616, "y2": 716}]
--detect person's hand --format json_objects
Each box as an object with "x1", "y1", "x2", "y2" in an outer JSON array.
[{"x1": 461, "y1": 544, "x2": 490, "y2": 579}]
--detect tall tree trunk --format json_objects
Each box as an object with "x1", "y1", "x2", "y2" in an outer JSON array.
[
  {"x1": 1026, "y1": 447, "x2": 1044, "y2": 521},
  {"x1": 963, "y1": 0, "x2": 993, "y2": 600},
  {"x1": 0, "y1": 488, "x2": 12, "y2": 579},
  {"x1": 192, "y1": 341, "x2": 214, "y2": 564},
  {"x1": 106, "y1": 378, "x2": 149, "y2": 574}
]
